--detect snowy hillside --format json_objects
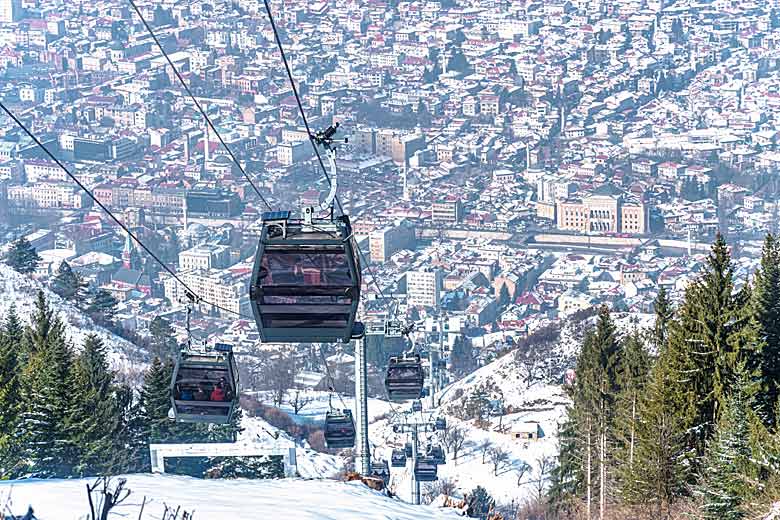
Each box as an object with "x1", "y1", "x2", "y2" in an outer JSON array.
[
  {"x1": 366, "y1": 346, "x2": 570, "y2": 505},
  {"x1": 249, "y1": 389, "x2": 397, "y2": 423},
  {"x1": 238, "y1": 415, "x2": 344, "y2": 478},
  {"x1": 0, "y1": 474, "x2": 463, "y2": 520},
  {"x1": 0, "y1": 264, "x2": 144, "y2": 371}
]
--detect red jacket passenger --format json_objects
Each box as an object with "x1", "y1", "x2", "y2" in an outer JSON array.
[{"x1": 210, "y1": 386, "x2": 226, "y2": 402}]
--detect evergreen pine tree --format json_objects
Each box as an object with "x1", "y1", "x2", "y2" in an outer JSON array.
[
  {"x1": 614, "y1": 332, "x2": 651, "y2": 497},
  {"x1": 498, "y1": 283, "x2": 510, "y2": 309},
  {"x1": 4, "y1": 237, "x2": 41, "y2": 274},
  {"x1": 664, "y1": 234, "x2": 758, "y2": 457},
  {"x1": 50, "y1": 261, "x2": 87, "y2": 302},
  {"x1": 466, "y1": 486, "x2": 495, "y2": 518},
  {"x1": 622, "y1": 341, "x2": 691, "y2": 515},
  {"x1": 68, "y1": 334, "x2": 123, "y2": 476},
  {"x1": 15, "y1": 299, "x2": 75, "y2": 478},
  {"x1": 139, "y1": 357, "x2": 175, "y2": 443},
  {"x1": 695, "y1": 364, "x2": 759, "y2": 520},
  {"x1": 113, "y1": 384, "x2": 149, "y2": 473},
  {"x1": 25, "y1": 290, "x2": 58, "y2": 357},
  {"x1": 752, "y1": 234, "x2": 780, "y2": 426},
  {"x1": 653, "y1": 287, "x2": 672, "y2": 351},
  {"x1": 205, "y1": 455, "x2": 284, "y2": 479},
  {"x1": 86, "y1": 286, "x2": 119, "y2": 325},
  {"x1": 149, "y1": 316, "x2": 177, "y2": 360},
  {"x1": 451, "y1": 336, "x2": 475, "y2": 377},
  {"x1": 547, "y1": 414, "x2": 582, "y2": 515},
  {"x1": 556, "y1": 306, "x2": 623, "y2": 518},
  {"x1": 0, "y1": 307, "x2": 22, "y2": 476},
  {"x1": 207, "y1": 406, "x2": 245, "y2": 443}
]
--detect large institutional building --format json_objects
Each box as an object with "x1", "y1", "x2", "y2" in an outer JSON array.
[{"x1": 552, "y1": 184, "x2": 648, "y2": 234}]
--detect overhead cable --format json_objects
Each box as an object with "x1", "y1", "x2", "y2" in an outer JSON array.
[
  {"x1": 0, "y1": 100, "x2": 248, "y2": 320},
  {"x1": 128, "y1": 0, "x2": 273, "y2": 211}
]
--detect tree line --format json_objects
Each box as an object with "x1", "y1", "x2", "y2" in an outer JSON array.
[
  {"x1": 0, "y1": 291, "x2": 279, "y2": 480},
  {"x1": 5, "y1": 237, "x2": 119, "y2": 327},
  {"x1": 548, "y1": 233, "x2": 780, "y2": 519}
]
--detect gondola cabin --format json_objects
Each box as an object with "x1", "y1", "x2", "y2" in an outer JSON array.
[
  {"x1": 411, "y1": 400, "x2": 422, "y2": 413},
  {"x1": 434, "y1": 417, "x2": 447, "y2": 431},
  {"x1": 324, "y1": 409, "x2": 356, "y2": 449},
  {"x1": 428, "y1": 445, "x2": 446, "y2": 465},
  {"x1": 170, "y1": 344, "x2": 238, "y2": 424},
  {"x1": 385, "y1": 354, "x2": 424, "y2": 401},
  {"x1": 391, "y1": 449, "x2": 407, "y2": 467},
  {"x1": 414, "y1": 456, "x2": 438, "y2": 482},
  {"x1": 370, "y1": 460, "x2": 391, "y2": 485},
  {"x1": 250, "y1": 211, "x2": 363, "y2": 344}
]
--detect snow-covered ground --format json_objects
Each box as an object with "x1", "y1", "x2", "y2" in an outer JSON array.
[
  {"x1": 0, "y1": 474, "x2": 463, "y2": 520},
  {"x1": 0, "y1": 264, "x2": 143, "y2": 372},
  {"x1": 238, "y1": 416, "x2": 344, "y2": 478},
  {"x1": 364, "y1": 346, "x2": 570, "y2": 505},
  {"x1": 248, "y1": 389, "x2": 397, "y2": 424}
]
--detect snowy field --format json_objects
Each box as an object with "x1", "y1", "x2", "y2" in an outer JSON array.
[
  {"x1": 362, "y1": 345, "x2": 570, "y2": 505},
  {"x1": 0, "y1": 475, "x2": 463, "y2": 520}
]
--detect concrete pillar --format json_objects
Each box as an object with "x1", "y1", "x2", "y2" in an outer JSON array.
[{"x1": 354, "y1": 338, "x2": 370, "y2": 475}]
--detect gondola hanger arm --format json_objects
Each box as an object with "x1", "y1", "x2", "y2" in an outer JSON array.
[{"x1": 309, "y1": 123, "x2": 348, "y2": 215}]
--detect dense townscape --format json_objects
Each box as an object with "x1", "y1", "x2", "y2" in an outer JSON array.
[{"x1": 3, "y1": 0, "x2": 780, "y2": 518}]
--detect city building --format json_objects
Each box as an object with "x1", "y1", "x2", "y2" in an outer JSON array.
[
  {"x1": 185, "y1": 189, "x2": 243, "y2": 217},
  {"x1": 406, "y1": 267, "x2": 444, "y2": 308},
  {"x1": 376, "y1": 130, "x2": 426, "y2": 165},
  {"x1": 7, "y1": 183, "x2": 89, "y2": 209},
  {"x1": 431, "y1": 197, "x2": 463, "y2": 224},
  {"x1": 163, "y1": 268, "x2": 251, "y2": 318},
  {"x1": 556, "y1": 185, "x2": 648, "y2": 235},
  {"x1": 369, "y1": 219, "x2": 416, "y2": 263},
  {"x1": 179, "y1": 245, "x2": 232, "y2": 272},
  {"x1": 0, "y1": 0, "x2": 21, "y2": 23}
]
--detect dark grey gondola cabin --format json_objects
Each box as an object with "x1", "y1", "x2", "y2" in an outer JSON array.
[
  {"x1": 170, "y1": 345, "x2": 238, "y2": 424},
  {"x1": 324, "y1": 409, "x2": 356, "y2": 449},
  {"x1": 414, "y1": 456, "x2": 438, "y2": 482},
  {"x1": 250, "y1": 211, "x2": 363, "y2": 344},
  {"x1": 384, "y1": 354, "x2": 424, "y2": 401}
]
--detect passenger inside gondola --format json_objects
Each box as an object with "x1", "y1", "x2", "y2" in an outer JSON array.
[
  {"x1": 210, "y1": 381, "x2": 226, "y2": 402},
  {"x1": 179, "y1": 387, "x2": 193, "y2": 401},
  {"x1": 193, "y1": 384, "x2": 208, "y2": 401}
]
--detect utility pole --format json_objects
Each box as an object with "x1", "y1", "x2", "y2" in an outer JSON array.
[{"x1": 354, "y1": 336, "x2": 370, "y2": 476}]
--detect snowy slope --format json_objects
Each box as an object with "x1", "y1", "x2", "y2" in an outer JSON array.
[
  {"x1": 0, "y1": 474, "x2": 464, "y2": 520},
  {"x1": 249, "y1": 389, "x2": 396, "y2": 423},
  {"x1": 365, "y1": 345, "x2": 570, "y2": 505},
  {"x1": 0, "y1": 264, "x2": 144, "y2": 371},
  {"x1": 369, "y1": 390, "x2": 566, "y2": 505},
  {"x1": 238, "y1": 416, "x2": 344, "y2": 478}
]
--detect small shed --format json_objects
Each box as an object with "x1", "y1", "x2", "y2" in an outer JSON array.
[{"x1": 511, "y1": 422, "x2": 544, "y2": 441}]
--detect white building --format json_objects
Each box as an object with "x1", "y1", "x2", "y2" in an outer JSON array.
[
  {"x1": 164, "y1": 268, "x2": 250, "y2": 318},
  {"x1": 406, "y1": 268, "x2": 443, "y2": 308},
  {"x1": 7, "y1": 183, "x2": 87, "y2": 209},
  {"x1": 0, "y1": 0, "x2": 22, "y2": 23},
  {"x1": 369, "y1": 220, "x2": 416, "y2": 263},
  {"x1": 277, "y1": 141, "x2": 312, "y2": 166},
  {"x1": 178, "y1": 245, "x2": 232, "y2": 272}
]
